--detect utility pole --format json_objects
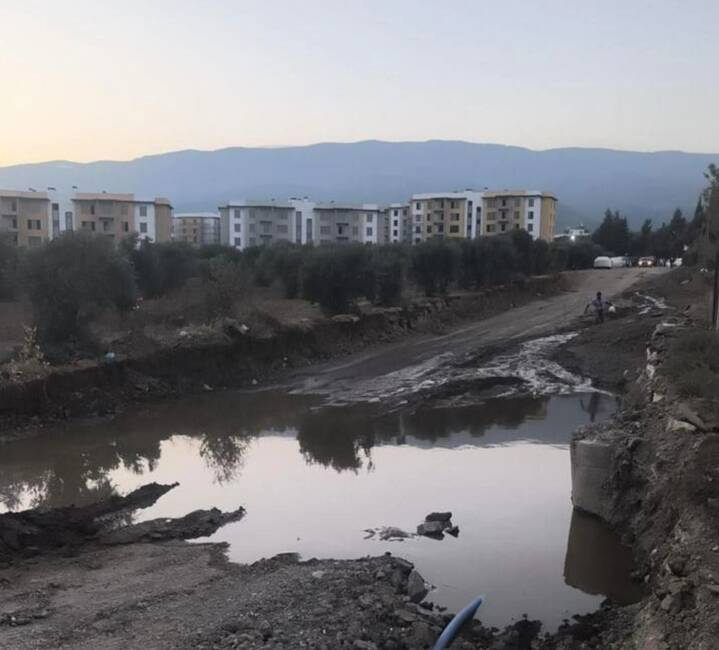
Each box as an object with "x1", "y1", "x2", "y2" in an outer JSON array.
[{"x1": 713, "y1": 250, "x2": 719, "y2": 332}]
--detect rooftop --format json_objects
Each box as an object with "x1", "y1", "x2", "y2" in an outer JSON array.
[
  {"x1": 175, "y1": 212, "x2": 220, "y2": 219},
  {"x1": 0, "y1": 189, "x2": 50, "y2": 200}
]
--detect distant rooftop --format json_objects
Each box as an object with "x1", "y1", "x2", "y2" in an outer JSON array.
[
  {"x1": 0, "y1": 189, "x2": 50, "y2": 200},
  {"x1": 175, "y1": 212, "x2": 220, "y2": 219}
]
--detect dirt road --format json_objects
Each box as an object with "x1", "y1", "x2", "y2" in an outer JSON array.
[{"x1": 289, "y1": 267, "x2": 663, "y2": 402}]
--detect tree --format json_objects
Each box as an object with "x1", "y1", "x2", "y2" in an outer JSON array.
[
  {"x1": 410, "y1": 240, "x2": 456, "y2": 296},
  {"x1": 0, "y1": 234, "x2": 19, "y2": 300},
  {"x1": 24, "y1": 232, "x2": 136, "y2": 351},
  {"x1": 592, "y1": 210, "x2": 630, "y2": 255}
]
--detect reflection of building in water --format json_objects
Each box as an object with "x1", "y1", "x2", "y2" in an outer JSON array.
[{"x1": 563, "y1": 509, "x2": 644, "y2": 605}]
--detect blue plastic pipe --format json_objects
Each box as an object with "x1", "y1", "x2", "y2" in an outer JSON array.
[{"x1": 432, "y1": 595, "x2": 485, "y2": 650}]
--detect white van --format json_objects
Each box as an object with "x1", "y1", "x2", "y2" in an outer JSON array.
[
  {"x1": 610, "y1": 256, "x2": 629, "y2": 268},
  {"x1": 593, "y1": 256, "x2": 612, "y2": 269}
]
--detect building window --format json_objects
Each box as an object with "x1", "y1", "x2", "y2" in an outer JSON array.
[
  {"x1": 11, "y1": 218, "x2": 17, "y2": 229},
  {"x1": 415, "y1": 226, "x2": 421, "y2": 234},
  {"x1": 234, "y1": 222, "x2": 241, "y2": 232},
  {"x1": 514, "y1": 198, "x2": 520, "y2": 207},
  {"x1": 320, "y1": 226, "x2": 330, "y2": 235},
  {"x1": 415, "y1": 202, "x2": 421, "y2": 210},
  {"x1": 528, "y1": 198, "x2": 535, "y2": 207},
  {"x1": 123, "y1": 222, "x2": 129, "y2": 232},
  {"x1": 449, "y1": 225, "x2": 459, "y2": 233},
  {"x1": 28, "y1": 236, "x2": 42, "y2": 247},
  {"x1": 140, "y1": 222, "x2": 148, "y2": 234},
  {"x1": 121, "y1": 204, "x2": 129, "y2": 216},
  {"x1": 528, "y1": 224, "x2": 534, "y2": 232},
  {"x1": 26, "y1": 219, "x2": 33, "y2": 230},
  {"x1": 501, "y1": 223, "x2": 507, "y2": 232},
  {"x1": 501, "y1": 199, "x2": 507, "y2": 207},
  {"x1": 515, "y1": 223, "x2": 520, "y2": 229},
  {"x1": 528, "y1": 211, "x2": 534, "y2": 219},
  {"x1": 277, "y1": 224, "x2": 288, "y2": 234},
  {"x1": 451, "y1": 213, "x2": 460, "y2": 221},
  {"x1": 234, "y1": 237, "x2": 242, "y2": 246},
  {"x1": 436, "y1": 224, "x2": 444, "y2": 233},
  {"x1": 65, "y1": 211, "x2": 73, "y2": 230},
  {"x1": 9, "y1": 200, "x2": 17, "y2": 212},
  {"x1": 249, "y1": 223, "x2": 256, "y2": 233},
  {"x1": 426, "y1": 225, "x2": 432, "y2": 233},
  {"x1": 366, "y1": 226, "x2": 373, "y2": 237},
  {"x1": 393, "y1": 219, "x2": 398, "y2": 227},
  {"x1": 249, "y1": 237, "x2": 256, "y2": 246},
  {"x1": 393, "y1": 229, "x2": 398, "y2": 237},
  {"x1": 139, "y1": 205, "x2": 148, "y2": 217},
  {"x1": 90, "y1": 204, "x2": 95, "y2": 216},
  {"x1": 514, "y1": 211, "x2": 520, "y2": 219},
  {"x1": 393, "y1": 210, "x2": 399, "y2": 217},
  {"x1": 476, "y1": 206, "x2": 481, "y2": 216},
  {"x1": 366, "y1": 213, "x2": 374, "y2": 223}
]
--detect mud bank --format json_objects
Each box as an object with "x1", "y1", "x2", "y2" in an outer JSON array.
[
  {"x1": 557, "y1": 283, "x2": 719, "y2": 648},
  {"x1": 0, "y1": 276, "x2": 560, "y2": 438}
]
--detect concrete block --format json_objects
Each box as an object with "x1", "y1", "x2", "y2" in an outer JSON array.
[{"x1": 571, "y1": 438, "x2": 615, "y2": 521}]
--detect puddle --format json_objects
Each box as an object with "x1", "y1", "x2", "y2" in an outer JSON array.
[{"x1": 0, "y1": 387, "x2": 640, "y2": 630}]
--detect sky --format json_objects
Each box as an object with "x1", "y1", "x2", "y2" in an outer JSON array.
[{"x1": 0, "y1": 0, "x2": 717, "y2": 166}]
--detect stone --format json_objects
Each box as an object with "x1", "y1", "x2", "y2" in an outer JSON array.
[
  {"x1": 667, "y1": 418, "x2": 695, "y2": 433},
  {"x1": 379, "y1": 527, "x2": 411, "y2": 541},
  {"x1": 395, "y1": 609, "x2": 418, "y2": 624},
  {"x1": 416, "y1": 521, "x2": 444, "y2": 537},
  {"x1": 353, "y1": 641, "x2": 378, "y2": 650},
  {"x1": 445, "y1": 525, "x2": 460, "y2": 537},
  {"x1": 425, "y1": 512, "x2": 452, "y2": 523},
  {"x1": 407, "y1": 569, "x2": 428, "y2": 603},
  {"x1": 408, "y1": 621, "x2": 435, "y2": 648}
]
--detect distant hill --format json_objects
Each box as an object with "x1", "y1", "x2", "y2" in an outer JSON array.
[{"x1": 0, "y1": 140, "x2": 716, "y2": 230}]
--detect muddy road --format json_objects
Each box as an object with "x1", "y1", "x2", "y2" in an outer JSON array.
[{"x1": 288, "y1": 267, "x2": 660, "y2": 404}]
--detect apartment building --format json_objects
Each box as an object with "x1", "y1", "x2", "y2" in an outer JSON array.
[
  {"x1": 219, "y1": 200, "x2": 299, "y2": 250},
  {"x1": 384, "y1": 203, "x2": 410, "y2": 244},
  {"x1": 0, "y1": 190, "x2": 52, "y2": 247},
  {"x1": 71, "y1": 194, "x2": 173, "y2": 244},
  {"x1": 313, "y1": 203, "x2": 384, "y2": 245},
  {"x1": 482, "y1": 191, "x2": 556, "y2": 241},
  {"x1": 410, "y1": 191, "x2": 484, "y2": 244},
  {"x1": 173, "y1": 213, "x2": 221, "y2": 246}
]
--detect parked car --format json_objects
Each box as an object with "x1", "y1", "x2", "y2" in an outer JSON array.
[
  {"x1": 593, "y1": 256, "x2": 613, "y2": 269},
  {"x1": 673, "y1": 257, "x2": 683, "y2": 267},
  {"x1": 638, "y1": 256, "x2": 656, "y2": 267},
  {"x1": 610, "y1": 256, "x2": 630, "y2": 268}
]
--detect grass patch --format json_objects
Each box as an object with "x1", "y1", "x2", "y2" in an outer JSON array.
[{"x1": 663, "y1": 329, "x2": 719, "y2": 399}]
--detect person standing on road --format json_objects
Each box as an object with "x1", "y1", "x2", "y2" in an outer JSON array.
[{"x1": 585, "y1": 291, "x2": 611, "y2": 323}]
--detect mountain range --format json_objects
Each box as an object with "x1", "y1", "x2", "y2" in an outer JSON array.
[{"x1": 1, "y1": 140, "x2": 716, "y2": 230}]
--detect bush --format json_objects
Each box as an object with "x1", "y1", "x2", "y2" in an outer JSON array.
[
  {"x1": 372, "y1": 245, "x2": 406, "y2": 306},
  {"x1": 273, "y1": 245, "x2": 307, "y2": 299},
  {"x1": 0, "y1": 234, "x2": 19, "y2": 300},
  {"x1": 301, "y1": 245, "x2": 373, "y2": 314},
  {"x1": 24, "y1": 232, "x2": 136, "y2": 351},
  {"x1": 123, "y1": 238, "x2": 197, "y2": 298},
  {"x1": 411, "y1": 240, "x2": 456, "y2": 296}
]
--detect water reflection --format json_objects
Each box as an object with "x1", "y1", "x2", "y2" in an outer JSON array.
[
  {"x1": 0, "y1": 391, "x2": 616, "y2": 509},
  {"x1": 564, "y1": 510, "x2": 645, "y2": 605},
  {"x1": 0, "y1": 389, "x2": 631, "y2": 629}
]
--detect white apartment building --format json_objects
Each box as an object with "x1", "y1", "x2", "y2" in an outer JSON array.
[
  {"x1": 384, "y1": 203, "x2": 410, "y2": 244},
  {"x1": 219, "y1": 200, "x2": 299, "y2": 250},
  {"x1": 313, "y1": 203, "x2": 384, "y2": 245}
]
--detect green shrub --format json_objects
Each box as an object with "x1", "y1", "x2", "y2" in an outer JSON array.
[
  {"x1": 411, "y1": 240, "x2": 456, "y2": 296},
  {"x1": 0, "y1": 234, "x2": 19, "y2": 300},
  {"x1": 301, "y1": 245, "x2": 373, "y2": 313},
  {"x1": 372, "y1": 245, "x2": 405, "y2": 306},
  {"x1": 664, "y1": 329, "x2": 719, "y2": 399},
  {"x1": 123, "y1": 239, "x2": 196, "y2": 298},
  {"x1": 24, "y1": 232, "x2": 136, "y2": 350}
]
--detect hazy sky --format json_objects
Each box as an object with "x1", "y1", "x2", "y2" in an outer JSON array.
[{"x1": 1, "y1": 0, "x2": 717, "y2": 166}]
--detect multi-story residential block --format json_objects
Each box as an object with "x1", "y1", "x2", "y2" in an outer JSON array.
[
  {"x1": 173, "y1": 213, "x2": 221, "y2": 246},
  {"x1": 71, "y1": 193, "x2": 172, "y2": 244},
  {"x1": 482, "y1": 191, "x2": 556, "y2": 241},
  {"x1": 384, "y1": 203, "x2": 410, "y2": 244},
  {"x1": 313, "y1": 203, "x2": 384, "y2": 245},
  {"x1": 1, "y1": 190, "x2": 52, "y2": 247},
  {"x1": 410, "y1": 191, "x2": 485, "y2": 244},
  {"x1": 219, "y1": 200, "x2": 299, "y2": 250}
]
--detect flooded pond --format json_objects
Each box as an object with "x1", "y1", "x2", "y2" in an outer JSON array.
[{"x1": 0, "y1": 387, "x2": 642, "y2": 630}]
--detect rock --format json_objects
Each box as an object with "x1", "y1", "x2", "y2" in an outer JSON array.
[
  {"x1": 379, "y1": 527, "x2": 411, "y2": 541},
  {"x1": 408, "y1": 621, "x2": 435, "y2": 648},
  {"x1": 392, "y1": 558, "x2": 414, "y2": 574},
  {"x1": 667, "y1": 555, "x2": 688, "y2": 577},
  {"x1": 676, "y1": 403, "x2": 706, "y2": 431},
  {"x1": 425, "y1": 512, "x2": 452, "y2": 523},
  {"x1": 395, "y1": 609, "x2": 419, "y2": 624},
  {"x1": 311, "y1": 570, "x2": 325, "y2": 579},
  {"x1": 353, "y1": 641, "x2": 378, "y2": 650},
  {"x1": 417, "y1": 521, "x2": 445, "y2": 537},
  {"x1": 705, "y1": 584, "x2": 719, "y2": 595},
  {"x1": 407, "y1": 570, "x2": 428, "y2": 603},
  {"x1": 667, "y1": 418, "x2": 696, "y2": 433},
  {"x1": 445, "y1": 525, "x2": 460, "y2": 537}
]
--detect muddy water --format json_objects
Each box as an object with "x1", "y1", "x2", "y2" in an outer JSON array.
[{"x1": 0, "y1": 387, "x2": 642, "y2": 630}]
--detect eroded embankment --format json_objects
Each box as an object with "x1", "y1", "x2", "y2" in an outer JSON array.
[
  {"x1": 0, "y1": 276, "x2": 561, "y2": 437},
  {"x1": 557, "y1": 289, "x2": 719, "y2": 648}
]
